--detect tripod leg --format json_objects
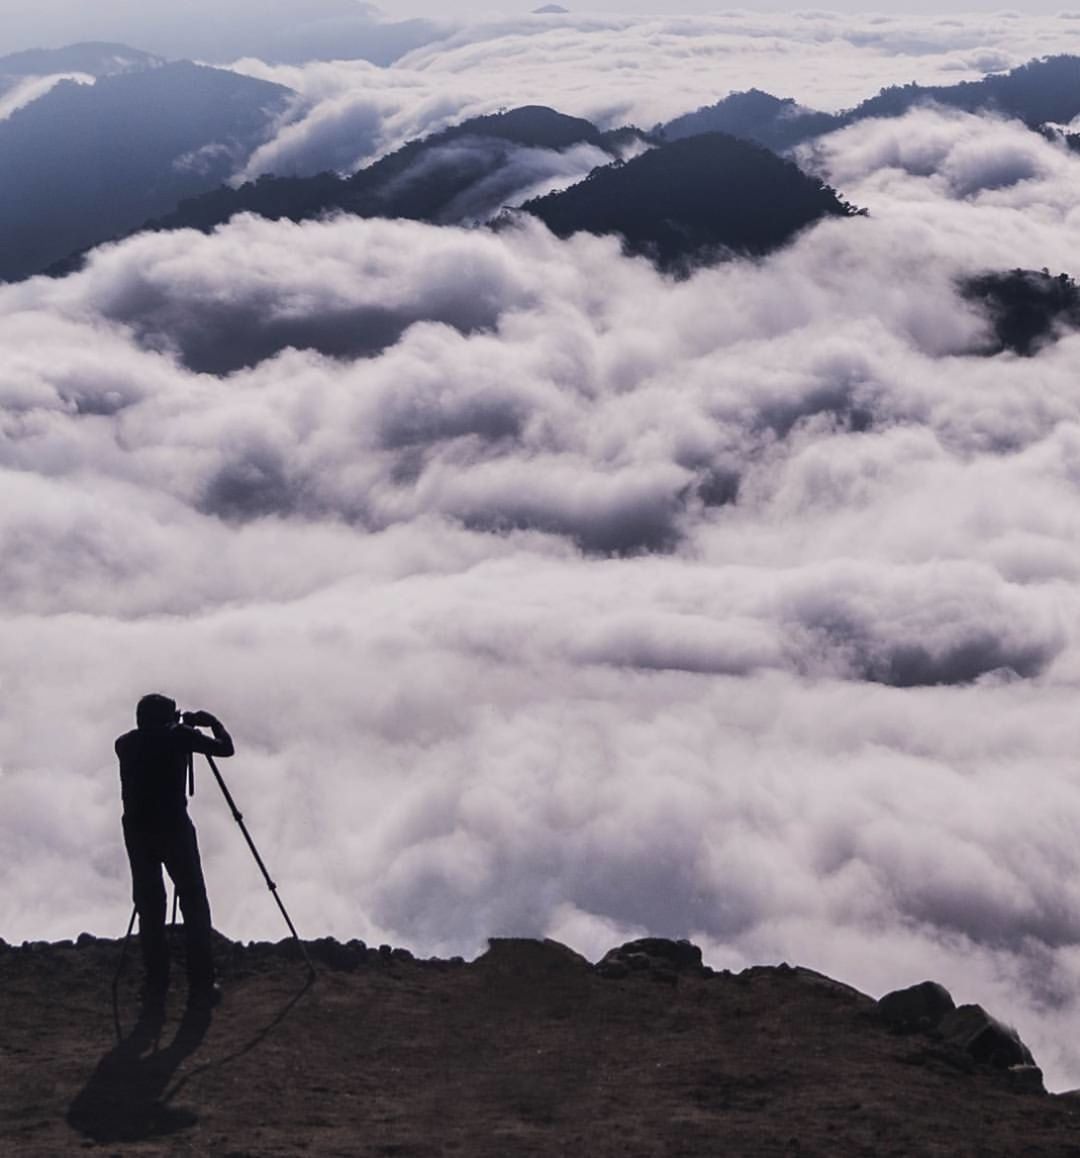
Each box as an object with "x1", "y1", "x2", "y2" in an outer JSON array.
[
  {"x1": 113, "y1": 905, "x2": 138, "y2": 984},
  {"x1": 111, "y1": 905, "x2": 138, "y2": 1040},
  {"x1": 205, "y1": 754, "x2": 316, "y2": 977},
  {"x1": 111, "y1": 903, "x2": 138, "y2": 1012}
]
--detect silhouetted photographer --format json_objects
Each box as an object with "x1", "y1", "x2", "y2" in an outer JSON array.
[{"x1": 115, "y1": 693, "x2": 234, "y2": 1009}]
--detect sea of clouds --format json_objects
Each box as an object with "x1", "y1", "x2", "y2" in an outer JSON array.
[
  {"x1": 6, "y1": 11, "x2": 1080, "y2": 1089},
  {"x1": 225, "y1": 9, "x2": 1080, "y2": 177}
]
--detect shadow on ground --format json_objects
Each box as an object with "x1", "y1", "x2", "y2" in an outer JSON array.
[
  {"x1": 66, "y1": 970, "x2": 314, "y2": 1145},
  {"x1": 66, "y1": 1001, "x2": 210, "y2": 1143}
]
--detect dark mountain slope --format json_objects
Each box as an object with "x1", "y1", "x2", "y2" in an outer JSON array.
[
  {"x1": 661, "y1": 54, "x2": 1080, "y2": 154},
  {"x1": 2, "y1": 934, "x2": 1077, "y2": 1156},
  {"x1": 0, "y1": 62, "x2": 292, "y2": 281},
  {"x1": 0, "y1": 62, "x2": 294, "y2": 281},
  {"x1": 138, "y1": 105, "x2": 645, "y2": 236},
  {"x1": 519, "y1": 132, "x2": 861, "y2": 269}
]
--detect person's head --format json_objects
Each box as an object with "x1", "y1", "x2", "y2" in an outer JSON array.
[{"x1": 136, "y1": 693, "x2": 178, "y2": 730}]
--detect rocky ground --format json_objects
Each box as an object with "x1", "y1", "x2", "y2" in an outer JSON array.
[{"x1": 3, "y1": 931, "x2": 1080, "y2": 1157}]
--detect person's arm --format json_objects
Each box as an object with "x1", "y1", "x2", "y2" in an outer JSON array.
[{"x1": 181, "y1": 710, "x2": 235, "y2": 758}]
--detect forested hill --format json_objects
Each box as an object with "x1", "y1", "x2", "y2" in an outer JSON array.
[
  {"x1": 142, "y1": 106, "x2": 648, "y2": 236},
  {"x1": 964, "y1": 268, "x2": 1080, "y2": 356},
  {"x1": 56, "y1": 117, "x2": 861, "y2": 278},
  {"x1": 853, "y1": 53, "x2": 1080, "y2": 127},
  {"x1": 661, "y1": 89, "x2": 838, "y2": 152},
  {"x1": 518, "y1": 132, "x2": 862, "y2": 270}
]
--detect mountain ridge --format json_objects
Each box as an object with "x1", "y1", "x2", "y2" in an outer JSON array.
[
  {"x1": 71, "y1": 116, "x2": 858, "y2": 277},
  {"x1": 517, "y1": 131, "x2": 862, "y2": 270},
  {"x1": 18, "y1": 50, "x2": 1080, "y2": 284},
  {"x1": 143, "y1": 104, "x2": 638, "y2": 236},
  {"x1": 661, "y1": 53, "x2": 1080, "y2": 153}
]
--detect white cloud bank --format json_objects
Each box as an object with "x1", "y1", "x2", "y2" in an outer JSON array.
[
  {"x1": 226, "y1": 10, "x2": 1080, "y2": 176},
  {"x1": 7, "y1": 32, "x2": 1080, "y2": 1093}
]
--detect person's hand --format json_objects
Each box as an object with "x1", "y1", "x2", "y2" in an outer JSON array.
[{"x1": 182, "y1": 709, "x2": 217, "y2": 728}]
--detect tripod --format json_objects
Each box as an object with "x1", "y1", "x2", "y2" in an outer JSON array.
[
  {"x1": 113, "y1": 752, "x2": 315, "y2": 997},
  {"x1": 202, "y1": 752, "x2": 314, "y2": 975}
]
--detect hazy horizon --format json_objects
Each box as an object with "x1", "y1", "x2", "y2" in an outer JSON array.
[{"x1": 3, "y1": 2, "x2": 1079, "y2": 60}]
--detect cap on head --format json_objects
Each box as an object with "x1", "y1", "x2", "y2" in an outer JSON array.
[{"x1": 136, "y1": 693, "x2": 178, "y2": 730}]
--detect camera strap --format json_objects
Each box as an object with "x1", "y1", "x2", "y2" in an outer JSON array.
[{"x1": 187, "y1": 750, "x2": 195, "y2": 797}]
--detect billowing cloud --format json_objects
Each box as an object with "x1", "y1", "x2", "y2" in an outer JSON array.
[
  {"x1": 225, "y1": 10, "x2": 1080, "y2": 178},
  {"x1": 0, "y1": 71, "x2": 93, "y2": 120},
  {"x1": 803, "y1": 105, "x2": 1076, "y2": 200},
  {"x1": 9, "y1": 28, "x2": 1080, "y2": 1098},
  {"x1": 234, "y1": 82, "x2": 403, "y2": 178}
]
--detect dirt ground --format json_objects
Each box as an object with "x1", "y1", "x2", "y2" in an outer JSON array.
[{"x1": 3, "y1": 932, "x2": 1080, "y2": 1157}]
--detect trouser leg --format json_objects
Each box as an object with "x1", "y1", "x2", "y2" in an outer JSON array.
[
  {"x1": 163, "y1": 819, "x2": 215, "y2": 992},
  {"x1": 123, "y1": 821, "x2": 168, "y2": 988}
]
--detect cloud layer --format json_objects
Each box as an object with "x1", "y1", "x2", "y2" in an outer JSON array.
[
  {"x1": 7, "y1": 18, "x2": 1080, "y2": 1092},
  {"x1": 227, "y1": 11, "x2": 1080, "y2": 177}
]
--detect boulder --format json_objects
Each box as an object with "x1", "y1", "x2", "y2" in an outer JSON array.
[
  {"x1": 477, "y1": 938, "x2": 591, "y2": 977},
  {"x1": 597, "y1": 938, "x2": 708, "y2": 981},
  {"x1": 938, "y1": 1004, "x2": 1036, "y2": 1070},
  {"x1": 878, "y1": 981, "x2": 955, "y2": 1032}
]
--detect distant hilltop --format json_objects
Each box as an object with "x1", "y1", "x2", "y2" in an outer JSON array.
[
  {"x1": 0, "y1": 41, "x2": 164, "y2": 85},
  {"x1": 660, "y1": 54, "x2": 1080, "y2": 152},
  {"x1": 7, "y1": 50, "x2": 1080, "y2": 287},
  {"x1": 3, "y1": 933, "x2": 1078, "y2": 1154}
]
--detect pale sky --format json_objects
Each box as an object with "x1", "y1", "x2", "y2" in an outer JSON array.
[{"x1": 1, "y1": 0, "x2": 1075, "y2": 58}]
